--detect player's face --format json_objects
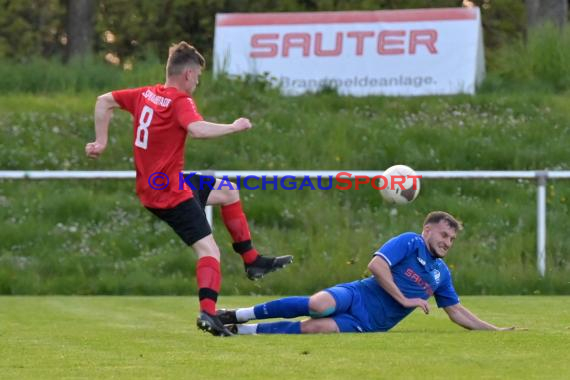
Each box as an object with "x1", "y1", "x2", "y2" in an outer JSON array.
[
  {"x1": 186, "y1": 66, "x2": 202, "y2": 94},
  {"x1": 423, "y1": 221, "x2": 457, "y2": 258}
]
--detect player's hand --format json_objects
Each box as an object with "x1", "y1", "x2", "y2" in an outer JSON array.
[
  {"x1": 232, "y1": 118, "x2": 252, "y2": 131},
  {"x1": 85, "y1": 141, "x2": 107, "y2": 159},
  {"x1": 402, "y1": 298, "x2": 430, "y2": 314}
]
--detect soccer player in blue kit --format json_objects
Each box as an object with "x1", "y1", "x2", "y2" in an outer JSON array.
[{"x1": 217, "y1": 211, "x2": 515, "y2": 335}]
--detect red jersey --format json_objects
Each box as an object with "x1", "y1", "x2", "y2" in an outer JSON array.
[{"x1": 112, "y1": 84, "x2": 203, "y2": 209}]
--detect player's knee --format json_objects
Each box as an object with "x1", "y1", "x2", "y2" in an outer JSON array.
[
  {"x1": 224, "y1": 185, "x2": 239, "y2": 204},
  {"x1": 192, "y1": 236, "x2": 221, "y2": 260},
  {"x1": 300, "y1": 321, "x2": 319, "y2": 334},
  {"x1": 308, "y1": 294, "x2": 335, "y2": 317},
  {"x1": 230, "y1": 185, "x2": 240, "y2": 201},
  {"x1": 301, "y1": 320, "x2": 338, "y2": 334},
  {"x1": 309, "y1": 306, "x2": 335, "y2": 318}
]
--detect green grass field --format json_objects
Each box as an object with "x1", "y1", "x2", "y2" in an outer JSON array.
[{"x1": 1, "y1": 296, "x2": 568, "y2": 379}]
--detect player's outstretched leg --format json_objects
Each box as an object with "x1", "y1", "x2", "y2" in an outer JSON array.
[
  {"x1": 223, "y1": 293, "x2": 340, "y2": 335},
  {"x1": 235, "y1": 321, "x2": 302, "y2": 335},
  {"x1": 217, "y1": 296, "x2": 310, "y2": 324},
  {"x1": 229, "y1": 318, "x2": 340, "y2": 335}
]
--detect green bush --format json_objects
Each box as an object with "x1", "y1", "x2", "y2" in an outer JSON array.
[
  {"x1": 0, "y1": 57, "x2": 163, "y2": 93},
  {"x1": 485, "y1": 24, "x2": 570, "y2": 92}
]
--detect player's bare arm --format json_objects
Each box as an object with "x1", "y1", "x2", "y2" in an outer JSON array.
[
  {"x1": 187, "y1": 117, "x2": 252, "y2": 139},
  {"x1": 85, "y1": 92, "x2": 120, "y2": 159},
  {"x1": 444, "y1": 303, "x2": 515, "y2": 331},
  {"x1": 368, "y1": 256, "x2": 430, "y2": 314}
]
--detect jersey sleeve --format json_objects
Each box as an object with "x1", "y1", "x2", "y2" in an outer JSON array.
[
  {"x1": 175, "y1": 97, "x2": 203, "y2": 128},
  {"x1": 111, "y1": 87, "x2": 144, "y2": 115},
  {"x1": 434, "y1": 264, "x2": 460, "y2": 308},
  {"x1": 374, "y1": 233, "x2": 417, "y2": 267}
]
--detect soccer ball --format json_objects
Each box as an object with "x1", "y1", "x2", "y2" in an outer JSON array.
[{"x1": 379, "y1": 165, "x2": 421, "y2": 205}]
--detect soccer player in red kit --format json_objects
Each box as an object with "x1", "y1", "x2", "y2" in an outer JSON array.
[{"x1": 85, "y1": 41, "x2": 292, "y2": 336}]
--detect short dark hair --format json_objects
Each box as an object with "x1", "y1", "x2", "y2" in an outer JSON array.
[
  {"x1": 423, "y1": 211, "x2": 463, "y2": 231},
  {"x1": 166, "y1": 41, "x2": 205, "y2": 77}
]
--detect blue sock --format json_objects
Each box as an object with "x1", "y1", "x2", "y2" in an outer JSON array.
[
  {"x1": 253, "y1": 296, "x2": 310, "y2": 319},
  {"x1": 256, "y1": 321, "x2": 302, "y2": 334}
]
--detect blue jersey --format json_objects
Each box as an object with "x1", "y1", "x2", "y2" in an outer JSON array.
[{"x1": 358, "y1": 232, "x2": 460, "y2": 331}]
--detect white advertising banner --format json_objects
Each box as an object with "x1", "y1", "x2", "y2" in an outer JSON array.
[{"x1": 214, "y1": 8, "x2": 485, "y2": 96}]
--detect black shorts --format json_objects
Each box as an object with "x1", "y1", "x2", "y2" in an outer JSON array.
[{"x1": 146, "y1": 174, "x2": 214, "y2": 246}]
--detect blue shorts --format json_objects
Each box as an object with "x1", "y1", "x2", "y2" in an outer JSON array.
[{"x1": 324, "y1": 282, "x2": 373, "y2": 333}]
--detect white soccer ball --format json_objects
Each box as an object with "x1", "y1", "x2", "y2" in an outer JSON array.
[{"x1": 379, "y1": 165, "x2": 421, "y2": 205}]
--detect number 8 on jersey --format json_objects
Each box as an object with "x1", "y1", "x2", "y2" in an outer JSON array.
[{"x1": 135, "y1": 105, "x2": 153, "y2": 149}]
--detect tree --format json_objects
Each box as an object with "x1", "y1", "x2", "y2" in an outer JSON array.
[
  {"x1": 66, "y1": 0, "x2": 95, "y2": 61},
  {"x1": 526, "y1": 0, "x2": 568, "y2": 30}
]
